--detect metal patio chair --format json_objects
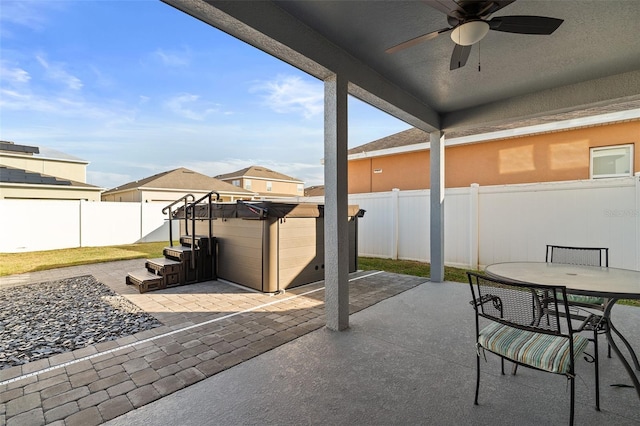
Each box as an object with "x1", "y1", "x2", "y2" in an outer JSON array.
[
  {"x1": 546, "y1": 245, "x2": 610, "y2": 354},
  {"x1": 468, "y1": 272, "x2": 598, "y2": 425},
  {"x1": 546, "y1": 245, "x2": 609, "y2": 309}
]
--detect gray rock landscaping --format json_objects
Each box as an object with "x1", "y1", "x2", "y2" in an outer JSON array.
[{"x1": 0, "y1": 275, "x2": 161, "y2": 369}]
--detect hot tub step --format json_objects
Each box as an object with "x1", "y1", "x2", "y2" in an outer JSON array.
[
  {"x1": 126, "y1": 270, "x2": 165, "y2": 293},
  {"x1": 163, "y1": 246, "x2": 193, "y2": 261}
]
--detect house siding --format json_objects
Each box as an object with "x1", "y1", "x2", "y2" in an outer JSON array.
[
  {"x1": 348, "y1": 120, "x2": 640, "y2": 192},
  {"x1": 1, "y1": 154, "x2": 87, "y2": 183}
]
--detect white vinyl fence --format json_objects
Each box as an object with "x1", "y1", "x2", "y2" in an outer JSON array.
[
  {"x1": 2, "y1": 176, "x2": 639, "y2": 271},
  {"x1": 350, "y1": 175, "x2": 640, "y2": 271},
  {"x1": 0, "y1": 200, "x2": 173, "y2": 253}
]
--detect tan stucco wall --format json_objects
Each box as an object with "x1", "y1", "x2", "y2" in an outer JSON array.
[
  {"x1": 0, "y1": 185, "x2": 101, "y2": 201},
  {"x1": 240, "y1": 178, "x2": 303, "y2": 196},
  {"x1": 348, "y1": 120, "x2": 640, "y2": 192},
  {"x1": 0, "y1": 154, "x2": 87, "y2": 183}
]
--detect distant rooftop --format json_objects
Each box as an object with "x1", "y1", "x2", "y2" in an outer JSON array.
[
  {"x1": 0, "y1": 141, "x2": 87, "y2": 163},
  {"x1": 216, "y1": 165, "x2": 303, "y2": 183},
  {"x1": 0, "y1": 141, "x2": 39, "y2": 155},
  {"x1": 102, "y1": 167, "x2": 255, "y2": 195},
  {"x1": 0, "y1": 165, "x2": 98, "y2": 188}
]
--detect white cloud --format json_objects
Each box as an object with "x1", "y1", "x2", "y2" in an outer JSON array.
[
  {"x1": 250, "y1": 75, "x2": 323, "y2": 119},
  {"x1": 164, "y1": 93, "x2": 221, "y2": 120},
  {"x1": 36, "y1": 55, "x2": 83, "y2": 90},
  {"x1": 86, "y1": 170, "x2": 132, "y2": 190},
  {"x1": 0, "y1": 1, "x2": 62, "y2": 34},
  {"x1": 154, "y1": 48, "x2": 190, "y2": 67},
  {"x1": 0, "y1": 63, "x2": 31, "y2": 84}
]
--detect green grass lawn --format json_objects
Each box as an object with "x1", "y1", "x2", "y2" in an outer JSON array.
[
  {"x1": 1, "y1": 245, "x2": 637, "y2": 307},
  {"x1": 0, "y1": 242, "x2": 172, "y2": 276}
]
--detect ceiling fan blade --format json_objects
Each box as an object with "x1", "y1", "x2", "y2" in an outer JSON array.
[
  {"x1": 385, "y1": 28, "x2": 451, "y2": 54},
  {"x1": 477, "y1": 1, "x2": 516, "y2": 18},
  {"x1": 422, "y1": 0, "x2": 462, "y2": 16},
  {"x1": 489, "y1": 16, "x2": 564, "y2": 35},
  {"x1": 450, "y1": 44, "x2": 471, "y2": 70}
]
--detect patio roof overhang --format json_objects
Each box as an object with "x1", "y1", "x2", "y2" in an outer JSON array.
[{"x1": 161, "y1": 0, "x2": 640, "y2": 330}]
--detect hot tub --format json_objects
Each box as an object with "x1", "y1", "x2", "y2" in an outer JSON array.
[{"x1": 181, "y1": 201, "x2": 364, "y2": 293}]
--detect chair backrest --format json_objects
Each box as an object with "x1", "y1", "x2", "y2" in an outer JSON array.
[
  {"x1": 467, "y1": 272, "x2": 572, "y2": 337},
  {"x1": 546, "y1": 245, "x2": 609, "y2": 267}
]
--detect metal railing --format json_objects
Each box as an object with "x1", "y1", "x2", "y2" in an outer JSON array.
[
  {"x1": 185, "y1": 191, "x2": 220, "y2": 268},
  {"x1": 162, "y1": 194, "x2": 195, "y2": 247}
]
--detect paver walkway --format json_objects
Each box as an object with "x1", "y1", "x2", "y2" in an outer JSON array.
[{"x1": 0, "y1": 260, "x2": 426, "y2": 425}]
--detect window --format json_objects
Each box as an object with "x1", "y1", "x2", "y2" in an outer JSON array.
[
  {"x1": 244, "y1": 179, "x2": 252, "y2": 190},
  {"x1": 232, "y1": 179, "x2": 240, "y2": 187},
  {"x1": 590, "y1": 144, "x2": 634, "y2": 179},
  {"x1": 266, "y1": 181, "x2": 272, "y2": 192},
  {"x1": 297, "y1": 184, "x2": 303, "y2": 193}
]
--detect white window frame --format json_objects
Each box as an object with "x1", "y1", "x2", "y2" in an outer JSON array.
[
  {"x1": 590, "y1": 144, "x2": 634, "y2": 179},
  {"x1": 244, "y1": 179, "x2": 252, "y2": 190},
  {"x1": 266, "y1": 181, "x2": 272, "y2": 192},
  {"x1": 232, "y1": 179, "x2": 240, "y2": 187}
]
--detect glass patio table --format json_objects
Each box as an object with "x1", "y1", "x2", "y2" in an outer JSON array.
[{"x1": 485, "y1": 261, "x2": 640, "y2": 401}]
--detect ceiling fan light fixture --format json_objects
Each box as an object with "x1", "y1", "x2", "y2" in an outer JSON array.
[{"x1": 450, "y1": 20, "x2": 490, "y2": 46}]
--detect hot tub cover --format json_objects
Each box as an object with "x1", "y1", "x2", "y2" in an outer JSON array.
[{"x1": 175, "y1": 201, "x2": 364, "y2": 220}]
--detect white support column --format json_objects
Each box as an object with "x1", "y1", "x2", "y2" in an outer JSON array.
[
  {"x1": 635, "y1": 172, "x2": 640, "y2": 271},
  {"x1": 324, "y1": 73, "x2": 350, "y2": 331},
  {"x1": 430, "y1": 131, "x2": 445, "y2": 282}
]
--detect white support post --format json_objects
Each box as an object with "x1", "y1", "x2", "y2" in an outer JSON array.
[
  {"x1": 635, "y1": 172, "x2": 640, "y2": 270},
  {"x1": 324, "y1": 73, "x2": 350, "y2": 331},
  {"x1": 430, "y1": 131, "x2": 445, "y2": 282}
]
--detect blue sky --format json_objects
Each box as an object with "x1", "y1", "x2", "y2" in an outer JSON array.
[{"x1": 0, "y1": 1, "x2": 410, "y2": 189}]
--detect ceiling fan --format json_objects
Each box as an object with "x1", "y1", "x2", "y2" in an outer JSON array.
[{"x1": 385, "y1": 0, "x2": 564, "y2": 70}]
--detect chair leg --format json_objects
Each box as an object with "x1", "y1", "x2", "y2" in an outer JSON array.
[
  {"x1": 500, "y1": 357, "x2": 505, "y2": 375},
  {"x1": 570, "y1": 376, "x2": 575, "y2": 426},
  {"x1": 475, "y1": 353, "x2": 480, "y2": 405},
  {"x1": 593, "y1": 328, "x2": 600, "y2": 411}
]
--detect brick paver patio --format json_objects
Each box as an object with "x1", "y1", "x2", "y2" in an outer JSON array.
[{"x1": 0, "y1": 260, "x2": 426, "y2": 425}]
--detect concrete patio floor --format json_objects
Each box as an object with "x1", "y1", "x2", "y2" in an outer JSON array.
[
  {"x1": 105, "y1": 277, "x2": 640, "y2": 426},
  {"x1": 1, "y1": 260, "x2": 639, "y2": 425}
]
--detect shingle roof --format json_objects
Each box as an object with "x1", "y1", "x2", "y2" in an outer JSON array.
[
  {"x1": 0, "y1": 141, "x2": 39, "y2": 155},
  {"x1": 0, "y1": 166, "x2": 98, "y2": 188},
  {"x1": 102, "y1": 167, "x2": 254, "y2": 195},
  {"x1": 348, "y1": 128, "x2": 428, "y2": 155},
  {"x1": 215, "y1": 165, "x2": 303, "y2": 183},
  {"x1": 304, "y1": 185, "x2": 325, "y2": 197}
]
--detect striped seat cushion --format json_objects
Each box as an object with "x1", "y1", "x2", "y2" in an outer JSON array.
[
  {"x1": 478, "y1": 322, "x2": 589, "y2": 374},
  {"x1": 566, "y1": 294, "x2": 605, "y2": 306}
]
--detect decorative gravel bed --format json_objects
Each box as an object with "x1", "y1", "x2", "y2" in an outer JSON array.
[{"x1": 0, "y1": 275, "x2": 162, "y2": 370}]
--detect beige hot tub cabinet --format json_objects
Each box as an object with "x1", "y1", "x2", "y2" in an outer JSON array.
[{"x1": 182, "y1": 201, "x2": 364, "y2": 293}]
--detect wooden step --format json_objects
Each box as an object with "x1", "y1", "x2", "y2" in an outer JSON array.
[{"x1": 126, "y1": 270, "x2": 165, "y2": 293}]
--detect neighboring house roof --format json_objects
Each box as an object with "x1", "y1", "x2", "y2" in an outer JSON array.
[
  {"x1": 0, "y1": 165, "x2": 99, "y2": 188},
  {"x1": 0, "y1": 140, "x2": 88, "y2": 164},
  {"x1": 102, "y1": 167, "x2": 254, "y2": 195},
  {"x1": 348, "y1": 128, "x2": 427, "y2": 156},
  {"x1": 0, "y1": 141, "x2": 39, "y2": 155},
  {"x1": 215, "y1": 165, "x2": 303, "y2": 183},
  {"x1": 304, "y1": 185, "x2": 325, "y2": 197}
]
